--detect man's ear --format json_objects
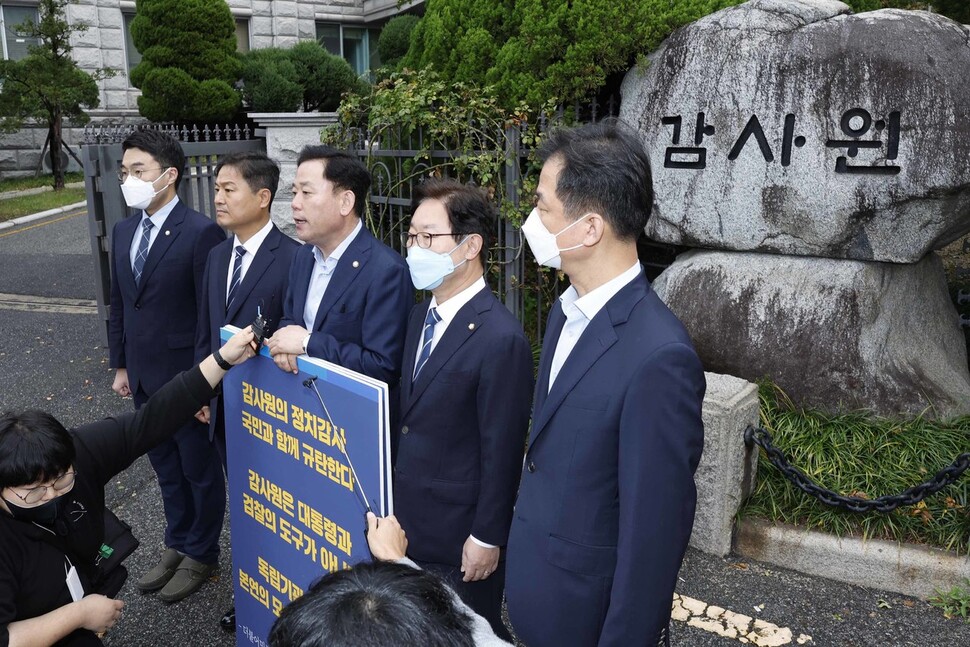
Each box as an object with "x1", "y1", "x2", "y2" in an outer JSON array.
[
  {"x1": 257, "y1": 187, "x2": 273, "y2": 210},
  {"x1": 339, "y1": 189, "x2": 357, "y2": 217},
  {"x1": 462, "y1": 233, "x2": 484, "y2": 261},
  {"x1": 582, "y1": 213, "x2": 606, "y2": 246}
]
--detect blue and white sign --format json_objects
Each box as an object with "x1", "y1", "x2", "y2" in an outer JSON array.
[{"x1": 220, "y1": 326, "x2": 392, "y2": 645}]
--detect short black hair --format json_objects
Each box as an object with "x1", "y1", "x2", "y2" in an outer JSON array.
[
  {"x1": 0, "y1": 411, "x2": 75, "y2": 490},
  {"x1": 296, "y1": 145, "x2": 371, "y2": 218},
  {"x1": 538, "y1": 119, "x2": 653, "y2": 241},
  {"x1": 411, "y1": 178, "x2": 496, "y2": 264},
  {"x1": 216, "y1": 152, "x2": 281, "y2": 207},
  {"x1": 121, "y1": 129, "x2": 187, "y2": 189},
  {"x1": 268, "y1": 561, "x2": 475, "y2": 647}
]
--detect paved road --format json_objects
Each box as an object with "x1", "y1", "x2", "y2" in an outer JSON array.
[{"x1": 2, "y1": 211, "x2": 968, "y2": 646}]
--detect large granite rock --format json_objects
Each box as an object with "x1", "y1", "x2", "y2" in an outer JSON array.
[
  {"x1": 621, "y1": 0, "x2": 970, "y2": 263},
  {"x1": 653, "y1": 249, "x2": 970, "y2": 418}
]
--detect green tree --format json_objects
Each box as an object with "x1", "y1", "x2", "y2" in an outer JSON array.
[
  {"x1": 404, "y1": 0, "x2": 754, "y2": 109},
  {"x1": 129, "y1": 0, "x2": 240, "y2": 122},
  {"x1": 377, "y1": 15, "x2": 420, "y2": 69},
  {"x1": 405, "y1": 0, "x2": 968, "y2": 111},
  {"x1": 0, "y1": 0, "x2": 112, "y2": 189},
  {"x1": 930, "y1": 0, "x2": 970, "y2": 23}
]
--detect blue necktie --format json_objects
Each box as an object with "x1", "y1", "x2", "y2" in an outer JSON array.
[
  {"x1": 226, "y1": 245, "x2": 246, "y2": 311},
  {"x1": 132, "y1": 218, "x2": 154, "y2": 286},
  {"x1": 413, "y1": 307, "x2": 441, "y2": 379}
]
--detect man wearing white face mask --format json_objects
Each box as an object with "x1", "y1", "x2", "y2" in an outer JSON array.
[
  {"x1": 507, "y1": 121, "x2": 706, "y2": 647},
  {"x1": 394, "y1": 179, "x2": 533, "y2": 641},
  {"x1": 108, "y1": 129, "x2": 226, "y2": 603}
]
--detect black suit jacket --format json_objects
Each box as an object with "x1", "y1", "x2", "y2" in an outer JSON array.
[
  {"x1": 108, "y1": 200, "x2": 225, "y2": 396},
  {"x1": 394, "y1": 286, "x2": 534, "y2": 566},
  {"x1": 195, "y1": 224, "x2": 301, "y2": 439}
]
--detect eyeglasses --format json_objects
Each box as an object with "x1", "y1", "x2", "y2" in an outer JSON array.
[
  {"x1": 117, "y1": 167, "x2": 164, "y2": 183},
  {"x1": 8, "y1": 470, "x2": 77, "y2": 505},
  {"x1": 400, "y1": 231, "x2": 458, "y2": 249}
]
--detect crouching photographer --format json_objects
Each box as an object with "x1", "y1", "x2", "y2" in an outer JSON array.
[{"x1": 0, "y1": 327, "x2": 259, "y2": 647}]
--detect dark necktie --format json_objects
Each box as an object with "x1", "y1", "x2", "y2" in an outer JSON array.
[
  {"x1": 226, "y1": 245, "x2": 246, "y2": 311},
  {"x1": 413, "y1": 306, "x2": 441, "y2": 379},
  {"x1": 132, "y1": 218, "x2": 154, "y2": 286}
]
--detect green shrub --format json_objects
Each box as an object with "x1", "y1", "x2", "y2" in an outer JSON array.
[
  {"x1": 239, "y1": 42, "x2": 363, "y2": 113},
  {"x1": 742, "y1": 381, "x2": 970, "y2": 553},
  {"x1": 130, "y1": 0, "x2": 240, "y2": 122},
  {"x1": 239, "y1": 48, "x2": 302, "y2": 112},
  {"x1": 289, "y1": 41, "x2": 360, "y2": 111},
  {"x1": 377, "y1": 15, "x2": 420, "y2": 68}
]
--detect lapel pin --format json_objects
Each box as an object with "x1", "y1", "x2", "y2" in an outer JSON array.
[
  {"x1": 352, "y1": 260, "x2": 360, "y2": 268},
  {"x1": 164, "y1": 230, "x2": 170, "y2": 236},
  {"x1": 468, "y1": 323, "x2": 475, "y2": 331}
]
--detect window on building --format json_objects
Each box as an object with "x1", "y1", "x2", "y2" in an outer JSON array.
[
  {"x1": 235, "y1": 17, "x2": 250, "y2": 54},
  {"x1": 122, "y1": 12, "x2": 141, "y2": 75},
  {"x1": 315, "y1": 22, "x2": 381, "y2": 76},
  {"x1": 1, "y1": 3, "x2": 40, "y2": 61}
]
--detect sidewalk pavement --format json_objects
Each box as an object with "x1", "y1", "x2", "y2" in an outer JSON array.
[{"x1": 2, "y1": 210, "x2": 969, "y2": 647}]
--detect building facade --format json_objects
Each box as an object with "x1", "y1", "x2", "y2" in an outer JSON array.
[{"x1": 0, "y1": 0, "x2": 420, "y2": 175}]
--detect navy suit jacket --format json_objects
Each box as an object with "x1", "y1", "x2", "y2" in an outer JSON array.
[
  {"x1": 195, "y1": 224, "x2": 300, "y2": 439},
  {"x1": 108, "y1": 200, "x2": 225, "y2": 396},
  {"x1": 394, "y1": 286, "x2": 533, "y2": 566},
  {"x1": 280, "y1": 226, "x2": 412, "y2": 387},
  {"x1": 506, "y1": 270, "x2": 706, "y2": 647}
]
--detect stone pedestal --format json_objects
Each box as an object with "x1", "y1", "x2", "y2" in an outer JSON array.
[
  {"x1": 655, "y1": 249, "x2": 970, "y2": 418},
  {"x1": 692, "y1": 372, "x2": 760, "y2": 557}
]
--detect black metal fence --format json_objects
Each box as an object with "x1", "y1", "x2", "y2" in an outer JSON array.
[{"x1": 81, "y1": 123, "x2": 265, "y2": 342}]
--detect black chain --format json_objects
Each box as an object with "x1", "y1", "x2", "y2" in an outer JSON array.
[{"x1": 744, "y1": 425, "x2": 970, "y2": 513}]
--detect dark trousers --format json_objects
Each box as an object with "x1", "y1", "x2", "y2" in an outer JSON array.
[
  {"x1": 416, "y1": 555, "x2": 513, "y2": 641},
  {"x1": 136, "y1": 387, "x2": 225, "y2": 565}
]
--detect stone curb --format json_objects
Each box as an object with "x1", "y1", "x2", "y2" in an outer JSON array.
[
  {"x1": 0, "y1": 181, "x2": 84, "y2": 201},
  {"x1": 0, "y1": 201, "x2": 87, "y2": 231},
  {"x1": 735, "y1": 517, "x2": 970, "y2": 600}
]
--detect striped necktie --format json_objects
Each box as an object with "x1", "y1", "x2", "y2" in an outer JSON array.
[
  {"x1": 413, "y1": 306, "x2": 441, "y2": 379},
  {"x1": 132, "y1": 218, "x2": 154, "y2": 286},
  {"x1": 226, "y1": 245, "x2": 246, "y2": 311}
]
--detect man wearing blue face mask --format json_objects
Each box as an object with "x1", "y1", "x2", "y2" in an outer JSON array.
[
  {"x1": 394, "y1": 179, "x2": 533, "y2": 641},
  {"x1": 108, "y1": 129, "x2": 226, "y2": 604}
]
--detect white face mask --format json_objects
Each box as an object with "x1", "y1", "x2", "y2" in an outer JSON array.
[
  {"x1": 520, "y1": 208, "x2": 590, "y2": 269},
  {"x1": 121, "y1": 170, "x2": 173, "y2": 210},
  {"x1": 406, "y1": 236, "x2": 469, "y2": 291}
]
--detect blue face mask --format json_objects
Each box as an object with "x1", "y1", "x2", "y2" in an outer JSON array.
[{"x1": 406, "y1": 237, "x2": 470, "y2": 290}]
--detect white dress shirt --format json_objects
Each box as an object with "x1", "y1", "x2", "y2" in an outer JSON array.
[
  {"x1": 128, "y1": 195, "x2": 179, "y2": 269},
  {"x1": 416, "y1": 276, "x2": 496, "y2": 549},
  {"x1": 413, "y1": 276, "x2": 487, "y2": 368},
  {"x1": 548, "y1": 262, "x2": 642, "y2": 392},
  {"x1": 225, "y1": 219, "x2": 274, "y2": 304},
  {"x1": 303, "y1": 219, "x2": 362, "y2": 330}
]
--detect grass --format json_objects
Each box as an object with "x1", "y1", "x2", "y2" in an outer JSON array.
[
  {"x1": 0, "y1": 172, "x2": 84, "y2": 193},
  {"x1": 740, "y1": 381, "x2": 970, "y2": 553},
  {"x1": 0, "y1": 188, "x2": 87, "y2": 222},
  {"x1": 930, "y1": 579, "x2": 970, "y2": 622}
]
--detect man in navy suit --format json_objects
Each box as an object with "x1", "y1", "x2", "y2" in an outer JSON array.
[
  {"x1": 394, "y1": 179, "x2": 533, "y2": 640},
  {"x1": 506, "y1": 121, "x2": 706, "y2": 647},
  {"x1": 108, "y1": 129, "x2": 226, "y2": 603},
  {"x1": 193, "y1": 151, "x2": 300, "y2": 631},
  {"x1": 266, "y1": 145, "x2": 412, "y2": 391}
]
